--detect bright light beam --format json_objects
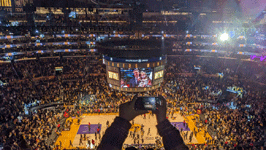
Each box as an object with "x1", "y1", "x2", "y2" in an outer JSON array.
[{"x1": 220, "y1": 33, "x2": 229, "y2": 41}]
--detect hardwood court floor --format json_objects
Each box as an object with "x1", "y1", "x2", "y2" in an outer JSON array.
[{"x1": 54, "y1": 112, "x2": 211, "y2": 149}]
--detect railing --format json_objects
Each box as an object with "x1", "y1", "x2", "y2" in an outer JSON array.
[{"x1": 29, "y1": 102, "x2": 64, "y2": 112}]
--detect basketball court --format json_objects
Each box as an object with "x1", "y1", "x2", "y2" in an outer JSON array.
[{"x1": 54, "y1": 112, "x2": 206, "y2": 149}]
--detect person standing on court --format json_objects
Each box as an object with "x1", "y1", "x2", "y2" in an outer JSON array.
[
  {"x1": 97, "y1": 127, "x2": 100, "y2": 134},
  {"x1": 79, "y1": 136, "x2": 83, "y2": 145},
  {"x1": 69, "y1": 140, "x2": 73, "y2": 147},
  {"x1": 92, "y1": 139, "x2": 95, "y2": 146}
]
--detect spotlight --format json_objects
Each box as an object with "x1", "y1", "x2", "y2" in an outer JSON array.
[{"x1": 220, "y1": 33, "x2": 229, "y2": 41}]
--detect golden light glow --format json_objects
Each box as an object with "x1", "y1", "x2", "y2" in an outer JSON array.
[
  {"x1": 1, "y1": 0, "x2": 11, "y2": 6},
  {"x1": 108, "y1": 71, "x2": 119, "y2": 80},
  {"x1": 154, "y1": 70, "x2": 164, "y2": 79}
]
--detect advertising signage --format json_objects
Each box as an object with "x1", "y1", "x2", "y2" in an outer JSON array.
[{"x1": 103, "y1": 55, "x2": 165, "y2": 63}]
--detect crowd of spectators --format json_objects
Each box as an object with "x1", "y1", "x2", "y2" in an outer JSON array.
[
  {"x1": 0, "y1": 48, "x2": 265, "y2": 149},
  {"x1": 1, "y1": 43, "x2": 92, "y2": 53},
  {"x1": 0, "y1": 36, "x2": 94, "y2": 45},
  {"x1": 1, "y1": 35, "x2": 96, "y2": 54},
  {"x1": 200, "y1": 101, "x2": 265, "y2": 149},
  {"x1": 0, "y1": 108, "x2": 63, "y2": 149},
  {"x1": 0, "y1": 8, "x2": 265, "y2": 149},
  {"x1": 164, "y1": 57, "x2": 265, "y2": 149},
  {"x1": 0, "y1": 23, "x2": 134, "y2": 36},
  {"x1": 0, "y1": 56, "x2": 105, "y2": 149},
  {"x1": 0, "y1": 57, "x2": 104, "y2": 81}
]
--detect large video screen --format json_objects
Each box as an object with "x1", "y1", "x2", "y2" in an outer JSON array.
[{"x1": 120, "y1": 68, "x2": 153, "y2": 88}]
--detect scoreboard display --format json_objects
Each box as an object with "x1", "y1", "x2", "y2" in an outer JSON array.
[{"x1": 104, "y1": 56, "x2": 166, "y2": 92}]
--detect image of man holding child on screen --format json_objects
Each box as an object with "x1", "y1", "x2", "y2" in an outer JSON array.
[{"x1": 121, "y1": 68, "x2": 152, "y2": 88}]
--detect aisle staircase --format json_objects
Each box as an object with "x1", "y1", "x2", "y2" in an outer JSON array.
[
  {"x1": 11, "y1": 61, "x2": 22, "y2": 79},
  {"x1": 53, "y1": 118, "x2": 81, "y2": 149}
]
